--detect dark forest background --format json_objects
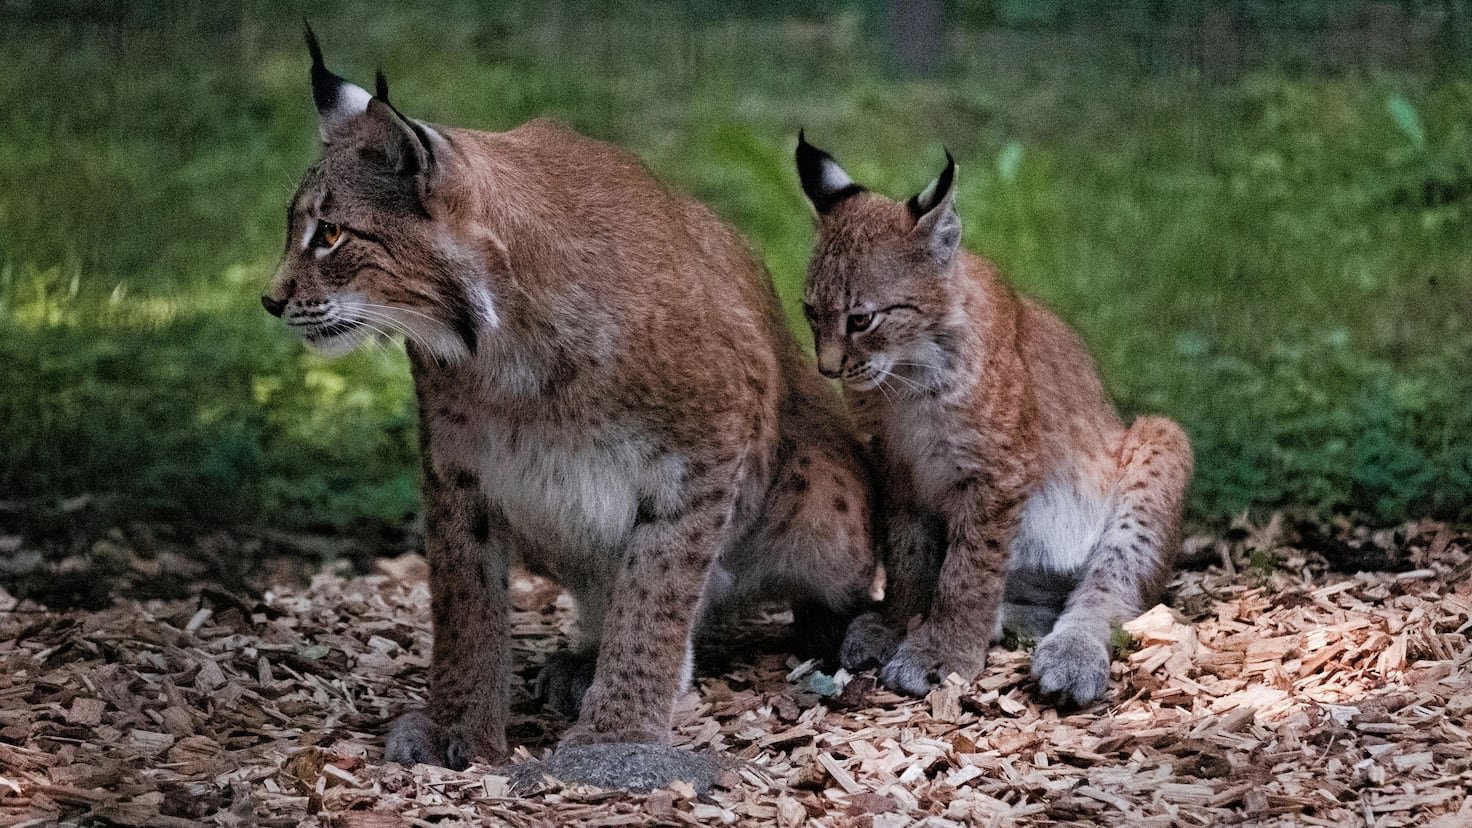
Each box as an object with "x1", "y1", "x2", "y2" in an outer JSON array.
[{"x1": 2, "y1": 0, "x2": 1470, "y2": 542}]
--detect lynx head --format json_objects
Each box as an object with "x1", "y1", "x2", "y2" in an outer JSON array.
[
  {"x1": 262, "y1": 25, "x2": 500, "y2": 362},
  {"x1": 796, "y1": 132, "x2": 963, "y2": 395}
]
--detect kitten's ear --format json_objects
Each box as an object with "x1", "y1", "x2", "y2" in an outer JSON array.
[
  {"x1": 305, "y1": 22, "x2": 371, "y2": 141},
  {"x1": 907, "y1": 150, "x2": 961, "y2": 263},
  {"x1": 796, "y1": 130, "x2": 864, "y2": 214},
  {"x1": 362, "y1": 96, "x2": 436, "y2": 191}
]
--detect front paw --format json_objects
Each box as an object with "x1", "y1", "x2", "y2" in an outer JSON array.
[
  {"x1": 385, "y1": 711, "x2": 502, "y2": 770},
  {"x1": 386, "y1": 711, "x2": 453, "y2": 768},
  {"x1": 878, "y1": 635, "x2": 983, "y2": 697},
  {"x1": 839, "y1": 612, "x2": 901, "y2": 671},
  {"x1": 535, "y1": 650, "x2": 598, "y2": 719},
  {"x1": 1032, "y1": 626, "x2": 1111, "y2": 706}
]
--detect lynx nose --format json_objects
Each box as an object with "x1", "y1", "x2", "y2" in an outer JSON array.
[
  {"x1": 261, "y1": 295, "x2": 286, "y2": 317},
  {"x1": 816, "y1": 346, "x2": 843, "y2": 379}
]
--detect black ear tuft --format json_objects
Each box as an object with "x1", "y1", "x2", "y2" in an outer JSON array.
[
  {"x1": 304, "y1": 21, "x2": 371, "y2": 138},
  {"x1": 304, "y1": 20, "x2": 339, "y2": 114},
  {"x1": 375, "y1": 69, "x2": 390, "y2": 103},
  {"x1": 906, "y1": 149, "x2": 962, "y2": 262},
  {"x1": 907, "y1": 149, "x2": 957, "y2": 219},
  {"x1": 796, "y1": 130, "x2": 864, "y2": 214},
  {"x1": 304, "y1": 19, "x2": 324, "y2": 65}
]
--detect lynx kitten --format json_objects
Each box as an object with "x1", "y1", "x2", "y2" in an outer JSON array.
[{"x1": 795, "y1": 134, "x2": 1192, "y2": 704}]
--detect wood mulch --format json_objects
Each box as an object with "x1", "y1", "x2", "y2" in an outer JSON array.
[{"x1": 1, "y1": 516, "x2": 1469, "y2": 827}]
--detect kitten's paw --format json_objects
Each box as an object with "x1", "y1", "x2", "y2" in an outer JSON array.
[
  {"x1": 879, "y1": 635, "x2": 983, "y2": 697},
  {"x1": 536, "y1": 650, "x2": 598, "y2": 719},
  {"x1": 839, "y1": 612, "x2": 901, "y2": 671},
  {"x1": 1032, "y1": 626, "x2": 1111, "y2": 706},
  {"x1": 385, "y1": 711, "x2": 451, "y2": 768}
]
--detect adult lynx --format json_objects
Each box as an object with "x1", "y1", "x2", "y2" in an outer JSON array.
[
  {"x1": 795, "y1": 134, "x2": 1192, "y2": 704},
  {"x1": 263, "y1": 31, "x2": 876, "y2": 769}
]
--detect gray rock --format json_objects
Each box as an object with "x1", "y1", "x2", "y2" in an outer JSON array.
[{"x1": 505, "y1": 742, "x2": 731, "y2": 795}]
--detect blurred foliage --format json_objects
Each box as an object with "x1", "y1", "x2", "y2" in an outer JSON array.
[{"x1": 1, "y1": 0, "x2": 1470, "y2": 531}]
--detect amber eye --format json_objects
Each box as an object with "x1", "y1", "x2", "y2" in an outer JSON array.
[
  {"x1": 846, "y1": 312, "x2": 875, "y2": 334},
  {"x1": 313, "y1": 221, "x2": 343, "y2": 249}
]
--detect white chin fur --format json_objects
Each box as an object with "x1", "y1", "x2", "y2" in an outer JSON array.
[
  {"x1": 410, "y1": 325, "x2": 474, "y2": 363},
  {"x1": 302, "y1": 330, "x2": 364, "y2": 359}
]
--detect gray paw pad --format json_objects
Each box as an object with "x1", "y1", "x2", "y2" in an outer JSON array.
[
  {"x1": 1032, "y1": 627, "x2": 1111, "y2": 706},
  {"x1": 879, "y1": 646, "x2": 939, "y2": 697}
]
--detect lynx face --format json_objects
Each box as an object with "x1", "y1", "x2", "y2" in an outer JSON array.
[
  {"x1": 796, "y1": 135, "x2": 965, "y2": 397},
  {"x1": 263, "y1": 34, "x2": 498, "y2": 362}
]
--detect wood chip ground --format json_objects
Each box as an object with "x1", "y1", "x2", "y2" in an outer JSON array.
[{"x1": 1, "y1": 517, "x2": 1469, "y2": 826}]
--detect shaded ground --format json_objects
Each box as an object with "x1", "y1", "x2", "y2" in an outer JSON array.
[{"x1": 0, "y1": 517, "x2": 1469, "y2": 826}]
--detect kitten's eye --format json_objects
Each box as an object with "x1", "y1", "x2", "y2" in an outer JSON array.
[
  {"x1": 846, "y1": 312, "x2": 876, "y2": 334},
  {"x1": 313, "y1": 221, "x2": 343, "y2": 249}
]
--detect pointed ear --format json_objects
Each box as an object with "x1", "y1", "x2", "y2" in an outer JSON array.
[
  {"x1": 796, "y1": 130, "x2": 864, "y2": 214},
  {"x1": 362, "y1": 98, "x2": 436, "y2": 188},
  {"x1": 907, "y1": 151, "x2": 961, "y2": 263},
  {"x1": 305, "y1": 22, "x2": 371, "y2": 141}
]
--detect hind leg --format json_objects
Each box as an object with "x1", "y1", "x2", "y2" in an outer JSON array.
[
  {"x1": 997, "y1": 602, "x2": 1061, "y2": 643},
  {"x1": 536, "y1": 561, "x2": 619, "y2": 720},
  {"x1": 840, "y1": 507, "x2": 944, "y2": 670},
  {"x1": 733, "y1": 440, "x2": 877, "y2": 665},
  {"x1": 1032, "y1": 417, "x2": 1193, "y2": 705},
  {"x1": 994, "y1": 563, "x2": 1076, "y2": 642}
]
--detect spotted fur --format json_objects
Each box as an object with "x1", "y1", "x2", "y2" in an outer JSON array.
[
  {"x1": 796, "y1": 135, "x2": 1192, "y2": 704},
  {"x1": 263, "y1": 35, "x2": 877, "y2": 768}
]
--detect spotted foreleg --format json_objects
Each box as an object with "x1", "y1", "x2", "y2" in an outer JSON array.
[
  {"x1": 535, "y1": 576, "x2": 615, "y2": 720},
  {"x1": 560, "y1": 469, "x2": 737, "y2": 747},
  {"x1": 840, "y1": 507, "x2": 941, "y2": 670},
  {"x1": 386, "y1": 467, "x2": 511, "y2": 769},
  {"x1": 880, "y1": 481, "x2": 1020, "y2": 696},
  {"x1": 1032, "y1": 417, "x2": 1192, "y2": 705},
  {"x1": 742, "y1": 440, "x2": 878, "y2": 664}
]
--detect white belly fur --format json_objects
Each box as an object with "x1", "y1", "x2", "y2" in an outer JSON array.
[
  {"x1": 1010, "y1": 475, "x2": 1112, "y2": 578},
  {"x1": 475, "y1": 424, "x2": 649, "y2": 556}
]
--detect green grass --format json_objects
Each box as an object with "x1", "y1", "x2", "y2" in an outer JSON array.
[{"x1": 3, "y1": 2, "x2": 1470, "y2": 531}]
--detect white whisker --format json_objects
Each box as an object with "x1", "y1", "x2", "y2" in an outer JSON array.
[
  {"x1": 867, "y1": 368, "x2": 895, "y2": 405},
  {"x1": 881, "y1": 368, "x2": 930, "y2": 395},
  {"x1": 350, "y1": 307, "x2": 450, "y2": 367},
  {"x1": 350, "y1": 301, "x2": 444, "y2": 325}
]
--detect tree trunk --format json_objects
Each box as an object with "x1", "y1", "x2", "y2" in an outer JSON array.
[{"x1": 885, "y1": 0, "x2": 944, "y2": 77}]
